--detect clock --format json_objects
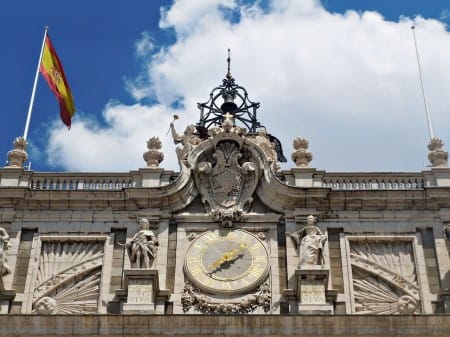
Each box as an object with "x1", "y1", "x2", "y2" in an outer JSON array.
[{"x1": 184, "y1": 228, "x2": 270, "y2": 294}]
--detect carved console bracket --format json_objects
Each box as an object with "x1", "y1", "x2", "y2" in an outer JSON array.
[{"x1": 116, "y1": 269, "x2": 170, "y2": 314}]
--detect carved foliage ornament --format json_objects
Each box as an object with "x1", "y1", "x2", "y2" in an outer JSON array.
[
  {"x1": 194, "y1": 139, "x2": 259, "y2": 227},
  {"x1": 181, "y1": 281, "x2": 271, "y2": 314}
]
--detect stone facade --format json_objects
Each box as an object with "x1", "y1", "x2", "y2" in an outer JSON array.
[{"x1": 0, "y1": 71, "x2": 449, "y2": 335}]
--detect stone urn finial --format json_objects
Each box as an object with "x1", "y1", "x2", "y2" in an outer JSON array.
[
  {"x1": 428, "y1": 138, "x2": 448, "y2": 167},
  {"x1": 143, "y1": 137, "x2": 164, "y2": 168},
  {"x1": 6, "y1": 136, "x2": 28, "y2": 168},
  {"x1": 291, "y1": 137, "x2": 312, "y2": 168}
]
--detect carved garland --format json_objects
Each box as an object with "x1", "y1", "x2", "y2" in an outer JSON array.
[{"x1": 181, "y1": 281, "x2": 271, "y2": 314}]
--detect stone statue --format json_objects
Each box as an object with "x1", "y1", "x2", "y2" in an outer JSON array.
[
  {"x1": 170, "y1": 122, "x2": 201, "y2": 162},
  {"x1": 126, "y1": 218, "x2": 158, "y2": 268},
  {"x1": 0, "y1": 227, "x2": 11, "y2": 277},
  {"x1": 287, "y1": 215, "x2": 327, "y2": 266},
  {"x1": 252, "y1": 128, "x2": 278, "y2": 164}
]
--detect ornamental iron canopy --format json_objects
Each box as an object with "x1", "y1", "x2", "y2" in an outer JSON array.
[{"x1": 196, "y1": 50, "x2": 286, "y2": 162}]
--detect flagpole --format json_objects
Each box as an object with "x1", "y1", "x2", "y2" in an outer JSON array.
[
  {"x1": 23, "y1": 26, "x2": 48, "y2": 140},
  {"x1": 411, "y1": 25, "x2": 434, "y2": 140}
]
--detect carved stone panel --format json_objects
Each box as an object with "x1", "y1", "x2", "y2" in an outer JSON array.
[
  {"x1": 32, "y1": 240, "x2": 104, "y2": 314},
  {"x1": 349, "y1": 239, "x2": 421, "y2": 314}
]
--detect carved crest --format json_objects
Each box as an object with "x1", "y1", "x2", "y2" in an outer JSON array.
[{"x1": 194, "y1": 139, "x2": 259, "y2": 227}]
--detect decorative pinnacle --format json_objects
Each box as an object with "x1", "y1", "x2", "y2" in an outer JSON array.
[{"x1": 226, "y1": 47, "x2": 232, "y2": 79}]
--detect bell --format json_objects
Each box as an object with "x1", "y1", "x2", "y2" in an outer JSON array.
[{"x1": 220, "y1": 94, "x2": 237, "y2": 114}]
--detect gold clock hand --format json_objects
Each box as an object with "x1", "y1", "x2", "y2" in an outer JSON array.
[
  {"x1": 209, "y1": 255, "x2": 227, "y2": 270},
  {"x1": 208, "y1": 243, "x2": 249, "y2": 272},
  {"x1": 223, "y1": 243, "x2": 248, "y2": 262}
]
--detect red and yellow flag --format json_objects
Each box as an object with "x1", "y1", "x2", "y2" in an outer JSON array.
[{"x1": 40, "y1": 34, "x2": 75, "y2": 128}]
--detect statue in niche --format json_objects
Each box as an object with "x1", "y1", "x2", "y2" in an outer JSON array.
[
  {"x1": 170, "y1": 122, "x2": 201, "y2": 162},
  {"x1": 0, "y1": 227, "x2": 11, "y2": 277},
  {"x1": 287, "y1": 215, "x2": 327, "y2": 267},
  {"x1": 126, "y1": 218, "x2": 159, "y2": 268}
]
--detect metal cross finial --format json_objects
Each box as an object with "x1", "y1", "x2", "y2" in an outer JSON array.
[{"x1": 226, "y1": 48, "x2": 232, "y2": 79}]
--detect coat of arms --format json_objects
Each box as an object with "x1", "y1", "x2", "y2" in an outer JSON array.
[{"x1": 194, "y1": 140, "x2": 259, "y2": 227}]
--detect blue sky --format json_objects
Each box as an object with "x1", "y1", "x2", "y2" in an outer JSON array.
[{"x1": 1, "y1": 0, "x2": 450, "y2": 172}]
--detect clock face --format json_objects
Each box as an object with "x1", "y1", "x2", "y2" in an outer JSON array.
[{"x1": 184, "y1": 229, "x2": 269, "y2": 294}]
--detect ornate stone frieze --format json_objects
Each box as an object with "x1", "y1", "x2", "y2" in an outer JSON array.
[
  {"x1": 32, "y1": 240, "x2": 104, "y2": 314},
  {"x1": 350, "y1": 240, "x2": 421, "y2": 314},
  {"x1": 181, "y1": 281, "x2": 271, "y2": 314}
]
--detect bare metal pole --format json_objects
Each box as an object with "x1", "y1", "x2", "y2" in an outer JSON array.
[
  {"x1": 23, "y1": 26, "x2": 48, "y2": 140},
  {"x1": 411, "y1": 25, "x2": 434, "y2": 140}
]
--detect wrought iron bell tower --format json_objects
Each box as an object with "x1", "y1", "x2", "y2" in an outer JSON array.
[
  {"x1": 196, "y1": 49, "x2": 287, "y2": 162},
  {"x1": 196, "y1": 49, "x2": 261, "y2": 136}
]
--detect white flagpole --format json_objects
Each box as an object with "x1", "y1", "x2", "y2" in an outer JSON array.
[
  {"x1": 23, "y1": 26, "x2": 48, "y2": 140},
  {"x1": 411, "y1": 25, "x2": 435, "y2": 140}
]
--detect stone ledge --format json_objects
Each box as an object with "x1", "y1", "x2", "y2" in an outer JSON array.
[{"x1": 0, "y1": 314, "x2": 448, "y2": 336}]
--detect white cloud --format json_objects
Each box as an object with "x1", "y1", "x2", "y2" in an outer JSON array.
[
  {"x1": 135, "y1": 31, "x2": 155, "y2": 57},
  {"x1": 46, "y1": 103, "x2": 180, "y2": 172},
  {"x1": 45, "y1": 0, "x2": 450, "y2": 172},
  {"x1": 440, "y1": 9, "x2": 450, "y2": 21}
]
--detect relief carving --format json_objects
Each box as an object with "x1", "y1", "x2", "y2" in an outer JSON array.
[
  {"x1": 32, "y1": 240, "x2": 104, "y2": 314},
  {"x1": 350, "y1": 240, "x2": 421, "y2": 314},
  {"x1": 181, "y1": 281, "x2": 271, "y2": 314}
]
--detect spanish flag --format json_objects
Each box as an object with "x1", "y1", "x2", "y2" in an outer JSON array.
[{"x1": 40, "y1": 34, "x2": 75, "y2": 128}]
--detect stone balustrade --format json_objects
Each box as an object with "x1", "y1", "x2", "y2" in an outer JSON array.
[
  {"x1": 29, "y1": 176, "x2": 136, "y2": 190},
  {"x1": 0, "y1": 167, "x2": 448, "y2": 190},
  {"x1": 321, "y1": 173, "x2": 426, "y2": 190}
]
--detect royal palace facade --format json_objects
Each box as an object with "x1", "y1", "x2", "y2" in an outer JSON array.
[{"x1": 0, "y1": 69, "x2": 449, "y2": 336}]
